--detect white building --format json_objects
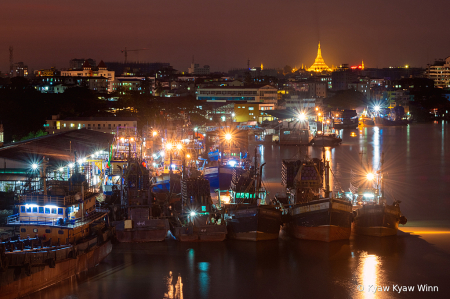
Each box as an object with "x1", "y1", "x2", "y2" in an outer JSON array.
[
  {"x1": 188, "y1": 63, "x2": 210, "y2": 75},
  {"x1": 44, "y1": 115, "x2": 137, "y2": 135},
  {"x1": 111, "y1": 76, "x2": 155, "y2": 94},
  {"x1": 197, "y1": 85, "x2": 277, "y2": 104},
  {"x1": 426, "y1": 57, "x2": 450, "y2": 89},
  {"x1": 285, "y1": 96, "x2": 318, "y2": 109},
  {"x1": 61, "y1": 60, "x2": 115, "y2": 93}
]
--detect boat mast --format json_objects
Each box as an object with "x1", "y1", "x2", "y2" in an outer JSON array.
[
  {"x1": 254, "y1": 146, "x2": 258, "y2": 202},
  {"x1": 322, "y1": 147, "x2": 330, "y2": 198}
]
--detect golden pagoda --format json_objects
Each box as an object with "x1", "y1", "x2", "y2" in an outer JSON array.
[{"x1": 307, "y1": 42, "x2": 332, "y2": 72}]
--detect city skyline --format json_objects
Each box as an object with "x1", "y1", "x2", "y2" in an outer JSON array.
[{"x1": 1, "y1": 0, "x2": 449, "y2": 73}]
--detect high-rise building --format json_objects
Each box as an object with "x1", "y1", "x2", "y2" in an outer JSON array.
[
  {"x1": 426, "y1": 57, "x2": 450, "y2": 89},
  {"x1": 188, "y1": 63, "x2": 210, "y2": 75},
  {"x1": 69, "y1": 58, "x2": 96, "y2": 70}
]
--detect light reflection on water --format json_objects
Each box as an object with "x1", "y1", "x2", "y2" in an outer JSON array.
[
  {"x1": 358, "y1": 252, "x2": 381, "y2": 299},
  {"x1": 163, "y1": 271, "x2": 184, "y2": 299}
]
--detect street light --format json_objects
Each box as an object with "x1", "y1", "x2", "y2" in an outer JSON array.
[
  {"x1": 225, "y1": 133, "x2": 232, "y2": 141},
  {"x1": 152, "y1": 131, "x2": 157, "y2": 137},
  {"x1": 31, "y1": 163, "x2": 38, "y2": 170},
  {"x1": 165, "y1": 142, "x2": 173, "y2": 150},
  {"x1": 176, "y1": 143, "x2": 183, "y2": 150},
  {"x1": 366, "y1": 172, "x2": 375, "y2": 181},
  {"x1": 298, "y1": 113, "x2": 306, "y2": 121}
]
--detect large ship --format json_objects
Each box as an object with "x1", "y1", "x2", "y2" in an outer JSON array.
[
  {"x1": 282, "y1": 154, "x2": 353, "y2": 242},
  {"x1": 350, "y1": 153, "x2": 407, "y2": 236},
  {"x1": 223, "y1": 148, "x2": 282, "y2": 241},
  {"x1": 1, "y1": 162, "x2": 112, "y2": 298}
]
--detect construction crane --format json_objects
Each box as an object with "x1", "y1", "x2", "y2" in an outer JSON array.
[{"x1": 121, "y1": 47, "x2": 149, "y2": 64}]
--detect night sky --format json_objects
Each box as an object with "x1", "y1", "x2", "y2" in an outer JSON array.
[{"x1": 1, "y1": 0, "x2": 449, "y2": 73}]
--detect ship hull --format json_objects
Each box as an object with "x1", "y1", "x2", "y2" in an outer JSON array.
[
  {"x1": 114, "y1": 219, "x2": 169, "y2": 242},
  {"x1": 352, "y1": 204, "x2": 401, "y2": 237},
  {"x1": 286, "y1": 198, "x2": 352, "y2": 242},
  {"x1": 171, "y1": 224, "x2": 227, "y2": 242},
  {"x1": 116, "y1": 228, "x2": 168, "y2": 242},
  {"x1": 225, "y1": 205, "x2": 282, "y2": 241},
  {"x1": 374, "y1": 117, "x2": 408, "y2": 127},
  {"x1": 0, "y1": 239, "x2": 112, "y2": 299},
  {"x1": 311, "y1": 137, "x2": 342, "y2": 147}
]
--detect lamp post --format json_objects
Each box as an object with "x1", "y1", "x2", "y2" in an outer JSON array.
[{"x1": 225, "y1": 133, "x2": 232, "y2": 163}]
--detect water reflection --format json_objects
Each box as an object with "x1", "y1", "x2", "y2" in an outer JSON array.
[
  {"x1": 164, "y1": 271, "x2": 184, "y2": 299},
  {"x1": 372, "y1": 127, "x2": 380, "y2": 168},
  {"x1": 198, "y1": 262, "x2": 210, "y2": 299},
  {"x1": 358, "y1": 252, "x2": 380, "y2": 299}
]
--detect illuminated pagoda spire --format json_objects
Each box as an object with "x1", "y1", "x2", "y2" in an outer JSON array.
[{"x1": 307, "y1": 42, "x2": 332, "y2": 72}]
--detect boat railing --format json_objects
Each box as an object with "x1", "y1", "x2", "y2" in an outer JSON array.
[
  {"x1": 18, "y1": 194, "x2": 77, "y2": 206},
  {"x1": 18, "y1": 190, "x2": 98, "y2": 206},
  {"x1": 6, "y1": 208, "x2": 108, "y2": 228}
]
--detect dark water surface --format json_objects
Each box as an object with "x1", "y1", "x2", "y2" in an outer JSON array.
[{"x1": 28, "y1": 123, "x2": 450, "y2": 299}]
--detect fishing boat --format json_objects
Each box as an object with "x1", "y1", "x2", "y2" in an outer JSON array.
[
  {"x1": 373, "y1": 116, "x2": 408, "y2": 126},
  {"x1": 350, "y1": 153, "x2": 407, "y2": 236},
  {"x1": 170, "y1": 175, "x2": 227, "y2": 242},
  {"x1": 359, "y1": 116, "x2": 375, "y2": 126},
  {"x1": 311, "y1": 132, "x2": 342, "y2": 147},
  {"x1": 282, "y1": 153, "x2": 353, "y2": 242},
  {"x1": 222, "y1": 148, "x2": 282, "y2": 241},
  {"x1": 114, "y1": 159, "x2": 169, "y2": 242},
  {"x1": 103, "y1": 126, "x2": 139, "y2": 196},
  {"x1": 1, "y1": 162, "x2": 112, "y2": 298}
]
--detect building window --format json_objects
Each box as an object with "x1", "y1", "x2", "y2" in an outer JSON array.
[
  {"x1": 33, "y1": 228, "x2": 38, "y2": 233},
  {"x1": 21, "y1": 228, "x2": 26, "y2": 232},
  {"x1": 26, "y1": 206, "x2": 31, "y2": 213},
  {"x1": 39, "y1": 207, "x2": 44, "y2": 213},
  {"x1": 32, "y1": 207, "x2": 37, "y2": 213},
  {"x1": 45, "y1": 208, "x2": 50, "y2": 214},
  {"x1": 58, "y1": 208, "x2": 63, "y2": 215},
  {"x1": 58, "y1": 230, "x2": 64, "y2": 235},
  {"x1": 45, "y1": 229, "x2": 51, "y2": 233},
  {"x1": 21, "y1": 206, "x2": 25, "y2": 213},
  {"x1": 51, "y1": 208, "x2": 57, "y2": 214}
]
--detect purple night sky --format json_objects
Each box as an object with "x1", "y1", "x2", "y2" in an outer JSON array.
[{"x1": 1, "y1": 0, "x2": 449, "y2": 72}]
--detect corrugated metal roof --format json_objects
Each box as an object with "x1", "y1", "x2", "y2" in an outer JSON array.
[{"x1": 0, "y1": 129, "x2": 114, "y2": 166}]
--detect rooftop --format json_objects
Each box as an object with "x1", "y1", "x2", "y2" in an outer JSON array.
[{"x1": 0, "y1": 129, "x2": 114, "y2": 166}]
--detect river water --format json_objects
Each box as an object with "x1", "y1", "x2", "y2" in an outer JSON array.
[{"x1": 27, "y1": 123, "x2": 450, "y2": 299}]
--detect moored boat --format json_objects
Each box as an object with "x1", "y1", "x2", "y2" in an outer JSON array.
[
  {"x1": 282, "y1": 155, "x2": 353, "y2": 242},
  {"x1": 311, "y1": 132, "x2": 342, "y2": 147},
  {"x1": 170, "y1": 176, "x2": 226, "y2": 242},
  {"x1": 1, "y1": 163, "x2": 113, "y2": 298},
  {"x1": 350, "y1": 153, "x2": 407, "y2": 237},
  {"x1": 373, "y1": 116, "x2": 408, "y2": 126},
  {"x1": 223, "y1": 148, "x2": 282, "y2": 241}
]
